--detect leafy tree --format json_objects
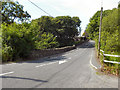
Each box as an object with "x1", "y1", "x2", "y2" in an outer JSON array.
[
  {"x1": 54, "y1": 16, "x2": 81, "y2": 38},
  {"x1": 31, "y1": 16, "x2": 81, "y2": 47},
  {"x1": 35, "y1": 32, "x2": 59, "y2": 49},
  {"x1": 53, "y1": 16, "x2": 81, "y2": 47},
  {"x1": 2, "y1": 23, "x2": 35, "y2": 61},
  {"x1": 1, "y1": 1, "x2": 31, "y2": 24},
  {"x1": 101, "y1": 8, "x2": 119, "y2": 55},
  {"x1": 86, "y1": 10, "x2": 112, "y2": 39}
]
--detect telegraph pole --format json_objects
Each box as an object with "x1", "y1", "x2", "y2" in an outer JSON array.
[{"x1": 98, "y1": 6, "x2": 103, "y2": 58}]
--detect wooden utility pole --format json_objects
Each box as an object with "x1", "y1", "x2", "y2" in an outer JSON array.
[{"x1": 98, "y1": 7, "x2": 103, "y2": 58}]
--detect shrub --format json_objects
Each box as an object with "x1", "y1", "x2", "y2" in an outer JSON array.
[
  {"x1": 35, "y1": 32, "x2": 59, "y2": 49},
  {"x1": 2, "y1": 23, "x2": 35, "y2": 61},
  {"x1": 2, "y1": 44, "x2": 13, "y2": 62}
]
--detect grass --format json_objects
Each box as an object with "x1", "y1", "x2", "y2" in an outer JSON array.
[{"x1": 98, "y1": 52, "x2": 119, "y2": 77}]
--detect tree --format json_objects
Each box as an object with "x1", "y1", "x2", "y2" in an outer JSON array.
[
  {"x1": 101, "y1": 8, "x2": 119, "y2": 54},
  {"x1": 2, "y1": 23, "x2": 35, "y2": 61},
  {"x1": 1, "y1": 1, "x2": 31, "y2": 24},
  {"x1": 35, "y1": 32, "x2": 59, "y2": 49},
  {"x1": 54, "y1": 16, "x2": 81, "y2": 47},
  {"x1": 86, "y1": 10, "x2": 112, "y2": 39},
  {"x1": 31, "y1": 16, "x2": 81, "y2": 47}
]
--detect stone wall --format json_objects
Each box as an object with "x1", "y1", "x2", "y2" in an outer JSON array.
[
  {"x1": 28, "y1": 40, "x2": 88, "y2": 60},
  {"x1": 28, "y1": 45, "x2": 76, "y2": 59}
]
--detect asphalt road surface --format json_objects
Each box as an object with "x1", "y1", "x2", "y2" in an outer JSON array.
[{"x1": 0, "y1": 40, "x2": 118, "y2": 88}]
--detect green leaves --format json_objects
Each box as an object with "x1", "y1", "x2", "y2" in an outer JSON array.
[
  {"x1": 86, "y1": 6, "x2": 119, "y2": 63},
  {"x1": 101, "y1": 8, "x2": 119, "y2": 56},
  {"x1": 31, "y1": 16, "x2": 81, "y2": 47},
  {"x1": 2, "y1": 1, "x2": 31, "y2": 24},
  {"x1": 2, "y1": 23, "x2": 35, "y2": 61},
  {"x1": 86, "y1": 10, "x2": 112, "y2": 39},
  {"x1": 35, "y1": 33, "x2": 59, "y2": 49}
]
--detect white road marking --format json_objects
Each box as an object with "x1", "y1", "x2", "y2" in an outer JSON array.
[
  {"x1": 89, "y1": 50, "x2": 97, "y2": 70},
  {"x1": 35, "y1": 61, "x2": 58, "y2": 68},
  {"x1": 59, "y1": 60, "x2": 67, "y2": 64},
  {"x1": 36, "y1": 64, "x2": 46, "y2": 67},
  {"x1": 36, "y1": 57, "x2": 71, "y2": 67},
  {"x1": 0, "y1": 71, "x2": 14, "y2": 76},
  {"x1": 46, "y1": 61, "x2": 58, "y2": 65}
]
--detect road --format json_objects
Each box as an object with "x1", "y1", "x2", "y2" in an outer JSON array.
[{"x1": 0, "y1": 40, "x2": 118, "y2": 88}]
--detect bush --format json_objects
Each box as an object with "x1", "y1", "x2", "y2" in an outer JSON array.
[
  {"x1": 100, "y1": 8, "x2": 119, "y2": 61},
  {"x1": 2, "y1": 22, "x2": 59, "y2": 62},
  {"x1": 35, "y1": 32, "x2": 59, "y2": 49},
  {"x1": 2, "y1": 23, "x2": 35, "y2": 61},
  {"x1": 2, "y1": 44, "x2": 13, "y2": 62}
]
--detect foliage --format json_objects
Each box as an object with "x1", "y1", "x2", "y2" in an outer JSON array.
[
  {"x1": 2, "y1": 21, "x2": 59, "y2": 62},
  {"x1": 32, "y1": 16, "x2": 81, "y2": 47},
  {"x1": 1, "y1": 1, "x2": 81, "y2": 62},
  {"x1": 1, "y1": 1, "x2": 31, "y2": 24},
  {"x1": 54, "y1": 16, "x2": 80, "y2": 38},
  {"x1": 101, "y1": 8, "x2": 119, "y2": 55},
  {"x1": 86, "y1": 10, "x2": 112, "y2": 39},
  {"x1": 31, "y1": 17, "x2": 59, "y2": 49},
  {"x1": 100, "y1": 8, "x2": 120, "y2": 66},
  {"x1": 2, "y1": 44, "x2": 13, "y2": 62},
  {"x1": 2, "y1": 23, "x2": 35, "y2": 62},
  {"x1": 86, "y1": 6, "x2": 120, "y2": 75},
  {"x1": 86, "y1": 7, "x2": 119, "y2": 55},
  {"x1": 35, "y1": 33, "x2": 59, "y2": 49}
]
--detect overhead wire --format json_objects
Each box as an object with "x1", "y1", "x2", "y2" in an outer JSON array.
[{"x1": 28, "y1": 0, "x2": 53, "y2": 17}]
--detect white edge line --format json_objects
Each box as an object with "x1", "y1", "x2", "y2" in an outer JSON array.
[
  {"x1": 90, "y1": 50, "x2": 98, "y2": 70},
  {"x1": 0, "y1": 71, "x2": 14, "y2": 76}
]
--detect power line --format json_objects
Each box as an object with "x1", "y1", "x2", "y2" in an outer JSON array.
[{"x1": 28, "y1": 0, "x2": 53, "y2": 17}]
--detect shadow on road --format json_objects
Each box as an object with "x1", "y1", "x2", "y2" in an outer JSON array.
[
  {"x1": 1, "y1": 76, "x2": 48, "y2": 82},
  {"x1": 24, "y1": 55, "x2": 67, "y2": 64},
  {"x1": 76, "y1": 41, "x2": 95, "y2": 49},
  {"x1": 8, "y1": 40, "x2": 95, "y2": 64}
]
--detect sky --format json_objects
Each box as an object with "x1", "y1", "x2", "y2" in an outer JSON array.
[{"x1": 16, "y1": 0, "x2": 119, "y2": 35}]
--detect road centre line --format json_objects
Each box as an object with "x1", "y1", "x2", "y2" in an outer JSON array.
[
  {"x1": 0, "y1": 71, "x2": 14, "y2": 76},
  {"x1": 59, "y1": 60, "x2": 67, "y2": 64},
  {"x1": 35, "y1": 45, "x2": 89, "y2": 68},
  {"x1": 35, "y1": 61, "x2": 58, "y2": 68},
  {"x1": 36, "y1": 57, "x2": 72, "y2": 67}
]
